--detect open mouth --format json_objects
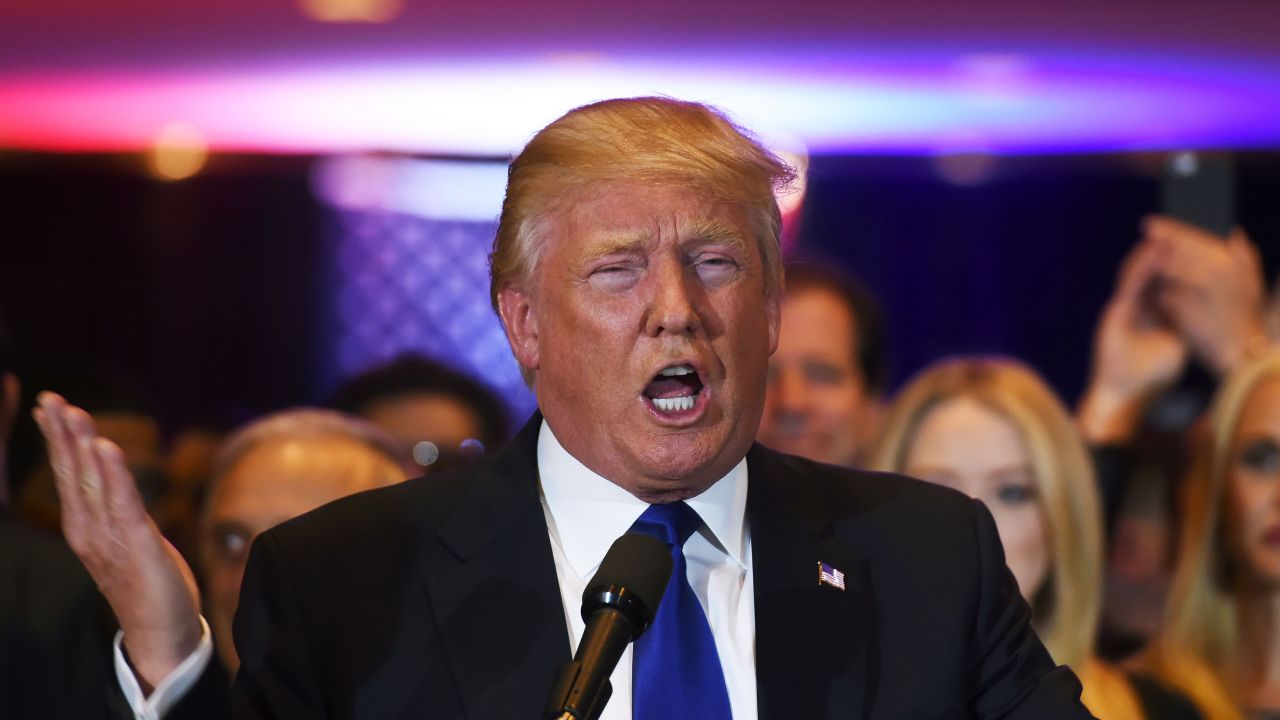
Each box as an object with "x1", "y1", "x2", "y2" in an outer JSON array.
[{"x1": 642, "y1": 364, "x2": 706, "y2": 416}]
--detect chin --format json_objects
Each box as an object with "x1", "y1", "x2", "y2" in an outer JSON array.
[
  {"x1": 636, "y1": 432, "x2": 731, "y2": 484},
  {"x1": 1234, "y1": 546, "x2": 1280, "y2": 591},
  {"x1": 1246, "y1": 560, "x2": 1280, "y2": 589}
]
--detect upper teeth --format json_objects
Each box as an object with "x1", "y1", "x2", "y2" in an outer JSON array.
[{"x1": 660, "y1": 365, "x2": 695, "y2": 377}]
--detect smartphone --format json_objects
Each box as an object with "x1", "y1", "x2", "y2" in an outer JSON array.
[{"x1": 1161, "y1": 151, "x2": 1235, "y2": 236}]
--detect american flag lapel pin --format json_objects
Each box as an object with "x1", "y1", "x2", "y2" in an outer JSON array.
[{"x1": 817, "y1": 561, "x2": 846, "y2": 591}]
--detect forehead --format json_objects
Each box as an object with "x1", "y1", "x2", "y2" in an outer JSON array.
[
  {"x1": 554, "y1": 181, "x2": 754, "y2": 252},
  {"x1": 777, "y1": 288, "x2": 858, "y2": 362},
  {"x1": 361, "y1": 392, "x2": 482, "y2": 447},
  {"x1": 1236, "y1": 375, "x2": 1280, "y2": 437},
  {"x1": 208, "y1": 435, "x2": 390, "y2": 519},
  {"x1": 909, "y1": 396, "x2": 1028, "y2": 467}
]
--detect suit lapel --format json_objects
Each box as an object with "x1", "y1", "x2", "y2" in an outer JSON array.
[
  {"x1": 421, "y1": 414, "x2": 573, "y2": 720},
  {"x1": 748, "y1": 445, "x2": 876, "y2": 720}
]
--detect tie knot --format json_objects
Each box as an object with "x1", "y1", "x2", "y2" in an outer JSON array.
[{"x1": 631, "y1": 501, "x2": 703, "y2": 547}]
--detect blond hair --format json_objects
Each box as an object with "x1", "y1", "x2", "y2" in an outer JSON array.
[
  {"x1": 1141, "y1": 350, "x2": 1280, "y2": 720},
  {"x1": 872, "y1": 357, "x2": 1102, "y2": 663},
  {"x1": 871, "y1": 357, "x2": 1142, "y2": 718},
  {"x1": 489, "y1": 96, "x2": 794, "y2": 312}
]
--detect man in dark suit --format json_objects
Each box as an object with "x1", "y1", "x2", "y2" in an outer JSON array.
[
  {"x1": 38, "y1": 97, "x2": 1093, "y2": 718},
  {"x1": 0, "y1": 319, "x2": 118, "y2": 719}
]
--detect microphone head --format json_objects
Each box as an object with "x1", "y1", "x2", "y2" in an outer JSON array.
[{"x1": 581, "y1": 532, "x2": 672, "y2": 636}]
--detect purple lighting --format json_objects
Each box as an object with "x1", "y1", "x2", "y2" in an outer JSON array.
[{"x1": 1, "y1": 49, "x2": 1277, "y2": 155}]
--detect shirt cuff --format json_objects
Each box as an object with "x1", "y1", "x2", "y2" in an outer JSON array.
[{"x1": 113, "y1": 615, "x2": 215, "y2": 720}]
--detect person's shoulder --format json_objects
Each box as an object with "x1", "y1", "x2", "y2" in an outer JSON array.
[
  {"x1": 748, "y1": 444, "x2": 986, "y2": 579},
  {"x1": 1128, "y1": 672, "x2": 1206, "y2": 720},
  {"x1": 0, "y1": 510, "x2": 110, "y2": 669},
  {"x1": 0, "y1": 510, "x2": 98, "y2": 599}
]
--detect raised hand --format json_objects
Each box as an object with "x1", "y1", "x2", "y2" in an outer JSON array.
[
  {"x1": 33, "y1": 392, "x2": 202, "y2": 693},
  {"x1": 1144, "y1": 214, "x2": 1268, "y2": 376},
  {"x1": 1078, "y1": 239, "x2": 1188, "y2": 444}
]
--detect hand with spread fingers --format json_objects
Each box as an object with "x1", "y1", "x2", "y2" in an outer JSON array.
[
  {"x1": 33, "y1": 391, "x2": 202, "y2": 694},
  {"x1": 1078, "y1": 238, "x2": 1188, "y2": 444},
  {"x1": 1143, "y1": 214, "x2": 1268, "y2": 376}
]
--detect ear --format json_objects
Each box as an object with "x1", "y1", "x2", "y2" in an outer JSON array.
[
  {"x1": 764, "y1": 288, "x2": 782, "y2": 356},
  {"x1": 497, "y1": 282, "x2": 540, "y2": 373}
]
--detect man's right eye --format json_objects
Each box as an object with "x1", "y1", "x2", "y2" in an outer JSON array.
[
  {"x1": 802, "y1": 361, "x2": 844, "y2": 386},
  {"x1": 590, "y1": 265, "x2": 641, "y2": 290},
  {"x1": 1239, "y1": 438, "x2": 1280, "y2": 474},
  {"x1": 995, "y1": 484, "x2": 1036, "y2": 505}
]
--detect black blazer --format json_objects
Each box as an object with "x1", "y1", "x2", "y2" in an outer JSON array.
[
  {"x1": 221, "y1": 415, "x2": 1094, "y2": 719},
  {"x1": 0, "y1": 508, "x2": 116, "y2": 720}
]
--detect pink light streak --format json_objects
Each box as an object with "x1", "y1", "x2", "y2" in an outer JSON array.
[{"x1": 1, "y1": 53, "x2": 1277, "y2": 155}]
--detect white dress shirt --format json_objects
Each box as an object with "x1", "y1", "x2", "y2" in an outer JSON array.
[
  {"x1": 538, "y1": 421, "x2": 757, "y2": 720},
  {"x1": 114, "y1": 616, "x2": 214, "y2": 720},
  {"x1": 118, "y1": 420, "x2": 757, "y2": 719}
]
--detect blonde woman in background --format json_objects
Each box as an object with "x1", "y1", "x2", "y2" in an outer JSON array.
[
  {"x1": 1142, "y1": 348, "x2": 1280, "y2": 720},
  {"x1": 873, "y1": 356, "x2": 1195, "y2": 719}
]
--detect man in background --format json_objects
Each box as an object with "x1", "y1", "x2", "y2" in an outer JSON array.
[
  {"x1": 328, "y1": 353, "x2": 509, "y2": 473},
  {"x1": 757, "y1": 263, "x2": 887, "y2": 467},
  {"x1": 196, "y1": 409, "x2": 408, "y2": 675},
  {"x1": 0, "y1": 317, "x2": 116, "y2": 719}
]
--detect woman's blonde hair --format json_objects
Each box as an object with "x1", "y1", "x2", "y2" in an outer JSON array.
[
  {"x1": 871, "y1": 356, "x2": 1103, "y2": 665},
  {"x1": 489, "y1": 96, "x2": 794, "y2": 313},
  {"x1": 871, "y1": 357, "x2": 1144, "y2": 718},
  {"x1": 1142, "y1": 349, "x2": 1280, "y2": 720}
]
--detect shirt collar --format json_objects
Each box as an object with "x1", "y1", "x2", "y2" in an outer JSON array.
[{"x1": 537, "y1": 419, "x2": 749, "y2": 580}]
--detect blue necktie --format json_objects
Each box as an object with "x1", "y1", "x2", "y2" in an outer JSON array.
[{"x1": 629, "y1": 502, "x2": 733, "y2": 720}]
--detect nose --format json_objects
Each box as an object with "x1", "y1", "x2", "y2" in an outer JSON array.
[
  {"x1": 643, "y1": 256, "x2": 701, "y2": 338},
  {"x1": 771, "y1": 363, "x2": 810, "y2": 411}
]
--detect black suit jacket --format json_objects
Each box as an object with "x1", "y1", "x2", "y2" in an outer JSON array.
[
  {"x1": 0, "y1": 508, "x2": 115, "y2": 720},
  {"x1": 222, "y1": 415, "x2": 1093, "y2": 719}
]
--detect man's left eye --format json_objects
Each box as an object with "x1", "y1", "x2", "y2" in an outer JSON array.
[{"x1": 694, "y1": 256, "x2": 738, "y2": 280}]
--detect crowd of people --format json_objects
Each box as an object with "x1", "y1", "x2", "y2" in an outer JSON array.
[
  {"x1": 1, "y1": 96, "x2": 1277, "y2": 719},
  {"x1": 756, "y1": 215, "x2": 1278, "y2": 718}
]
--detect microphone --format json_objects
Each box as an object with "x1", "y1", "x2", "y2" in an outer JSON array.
[{"x1": 544, "y1": 532, "x2": 673, "y2": 720}]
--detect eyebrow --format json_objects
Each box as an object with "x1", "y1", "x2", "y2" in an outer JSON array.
[
  {"x1": 572, "y1": 216, "x2": 751, "y2": 272},
  {"x1": 681, "y1": 216, "x2": 750, "y2": 253},
  {"x1": 574, "y1": 231, "x2": 651, "y2": 270},
  {"x1": 985, "y1": 464, "x2": 1035, "y2": 480},
  {"x1": 905, "y1": 463, "x2": 1033, "y2": 479}
]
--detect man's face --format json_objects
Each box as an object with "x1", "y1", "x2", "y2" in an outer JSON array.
[
  {"x1": 360, "y1": 393, "x2": 483, "y2": 452},
  {"x1": 199, "y1": 435, "x2": 405, "y2": 671},
  {"x1": 499, "y1": 182, "x2": 780, "y2": 502},
  {"x1": 758, "y1": 287, "x2": 877, "y2": 466},
  {"x1": 360, "y1": 392, "x2": 485, "y2": 473}
]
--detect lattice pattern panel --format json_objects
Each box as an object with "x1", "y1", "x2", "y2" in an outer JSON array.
[{"x1": 330, "y1": 208, "x2": 536, "y2": 419}]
